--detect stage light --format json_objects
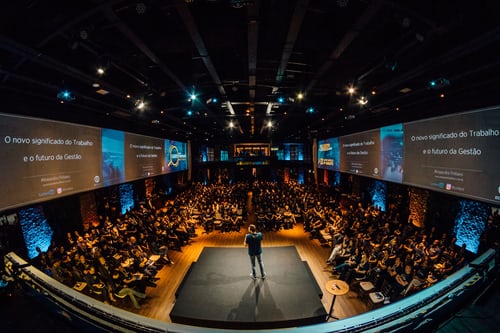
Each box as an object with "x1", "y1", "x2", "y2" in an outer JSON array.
[
  {"x1": 57, "y1": 90, "x2": 75, "y2": 102},
  {"x1": 96, "y1": 67, "x2": 105, "y2": 76},
  {"x1": 277, "y1": 96, "x2": 285, "y2": 104},
  {"x1": 135, "y1": 99, "x2": 145, "y2": 110},
  {"x1": 212, "y1": 97, "x2": 218, "y2": 103},
  {"x1": 186, "y1": 109, "x2": 193, "y2": 116},
  {"x1": 228, "y1": 121, "x2": 235, "y2": 128},
  {"x1": 358, "y1": 96, "x2": 368, "y2": 105},
  {"x1": 428, "y1": 78, "x2": 450, "y2": 89},
  {"x1": 296, "y1": 92, "x2": 304, "y2": 100},
  {"x1": 306, "y1": 107, "x2": 315, "y2": 114},
  {"x1": 267, "y1": 120, "x2": 273, "y2": 128}
]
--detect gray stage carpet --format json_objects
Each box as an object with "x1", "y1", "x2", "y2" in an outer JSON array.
[{"x1": 170, "y1": 246, "x2": 327, "y2": 329}]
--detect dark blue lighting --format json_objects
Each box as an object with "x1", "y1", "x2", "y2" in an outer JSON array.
[
  {"x1": 298, "y1": 169, "x2": 304, "y2": 184},
  {"x1": 453, "y1": 200, "x2": 488, "y2": 254},
  {"x1": 369, "y1": 180, "x2": 386, "y2": 211},
  {"x1": 18, "y1": 206, "x2": 53, "y2": 259},
  {"x1": 119, "y1": 183, "x2": 134, "y2": 215},
  {"x1": 57, "y1": 89, "x2": 75, "y2": 101}
]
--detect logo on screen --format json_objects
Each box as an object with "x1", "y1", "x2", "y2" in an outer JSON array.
[
  {"x1": 168, "y1": 145, "x2": 179, "y2": 167},
  {"x1": 445, "y1": 183, "x2": 452, "y2": 190},
  {"x1": 57, "y1": 187, "x2": 63, "y2": 194}
]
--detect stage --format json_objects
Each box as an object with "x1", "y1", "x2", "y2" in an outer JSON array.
[{"x1": 170, "y1": 246, "x2": 327, "y2": 329}]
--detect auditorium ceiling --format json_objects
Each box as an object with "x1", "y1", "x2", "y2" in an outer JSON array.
[{"x1": 0, "y1": 0, "x2": 498, "y2": 143}]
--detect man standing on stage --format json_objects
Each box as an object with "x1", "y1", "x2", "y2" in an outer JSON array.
[{"x1": 244, "y1": 224, "x2": 266, "y2": 279}]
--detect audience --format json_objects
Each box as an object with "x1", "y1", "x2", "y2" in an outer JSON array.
[{"x1": 29, "y1": 179, "x2": 482, "y2": 311}]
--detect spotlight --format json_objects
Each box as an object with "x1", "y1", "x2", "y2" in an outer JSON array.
[
  {"x1": 428, "y1": 78, "x2": 450, "y2": 90},
  {"x1": 206, "y1": 97, "x2": 218, "y2": 104},
  {"x1": 96, "y1": 67, "x2": 105, "y2": 76},
  {"x1": 57, "y1": 90, "x2": 75, "y2": 102},
  {"x1": 306, "y1": 107, "x2": 315, "y2": 114},
  {"x1": 135, "y1": 99, "x2": 145, "y2": 110},
  {"x1": 347, "y1": 86, "x2": 356, "y2": 95},
  {"x1": 358, "y1": 96, "x2": 368, "y2": 105},
  {"x1": 277, "y1": 96, "x2": 285, "y2": 104},
  {"x1": 267, "y1": 120, "x2": 273, "y2": 128},
  {"x1": 296, "y1": 92, "x2": 304, "y2": 101},
  {"x1": 186, "y1": 109, "x2": 193, "y2": 116}
]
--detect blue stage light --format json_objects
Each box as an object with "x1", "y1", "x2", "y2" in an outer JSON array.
[
  {"x1": 277, "y1": 96, "x2": 285, "y2": 104},
  {"x1": 428, "y1": 78, "x2": 450, "y2": 89},
  {"x1": 57, "y1": 89, "x2": 75, "y2": 101}
]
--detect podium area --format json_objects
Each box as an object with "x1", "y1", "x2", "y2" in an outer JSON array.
[{"x1": 170, "y1": 246, "x2": 327, "y2": 329}]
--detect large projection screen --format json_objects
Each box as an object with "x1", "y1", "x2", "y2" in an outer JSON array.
[
  {"x1": 340, "y1": 129, "x2": 381, "y2": 178},
  {"x1": 403, "y1": 106, "x2": 500, "y2": 205},
  {"x1": 124, "y1": 133, "x2": 166, "y2": 182},
  {"x1": 0, "y1": 113, "x2": 103, "y2": 211},
  {"x1": 317, "y1": 106, "x2": 500, "y2": 205}
]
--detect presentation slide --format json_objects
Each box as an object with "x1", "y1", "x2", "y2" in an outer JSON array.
[
  {"x1": 318, "y1": 138, "x2": 340, "y2": 171},
  {"x1": 340, "y1": 129, "x2": 381, "y2": 177},
  {"x1": 0, "y1": 113, "x2": 102, "y2": 211},
  {"x1": 125, "y1": 133, "x2": 166, "y2": 181},
  {"x1": 403, "y1": 107, "x2": 500, "y2": 205},
  {"x1": 380, "y1": 123, "x2": 404, "y2": 183},
  {"x1": 102, "y1": 129, "x2": 125, "y2": 187},
  {"x1": 165, "y1": 140, "x2": 188, "y2": 173}
]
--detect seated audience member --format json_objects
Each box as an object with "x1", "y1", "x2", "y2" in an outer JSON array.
[
  {"x1": 426, "y1": 240, "x2": 442, "y2": 262},
  {"x1": 84, "y1": 266, "x2": 115, "y2": 303},
  {"x1": 394, "y1": 263, "x2": 414, "y2": 297},
  {"x1": 112, "y1": 265, "x2": 147, "y2": 309},
  {"x1": 326, "y1": 241, "x2": 344, "y2": 264},
  {"x1": 353, "y1": 252, "x2": 370, "y2": 281}
]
